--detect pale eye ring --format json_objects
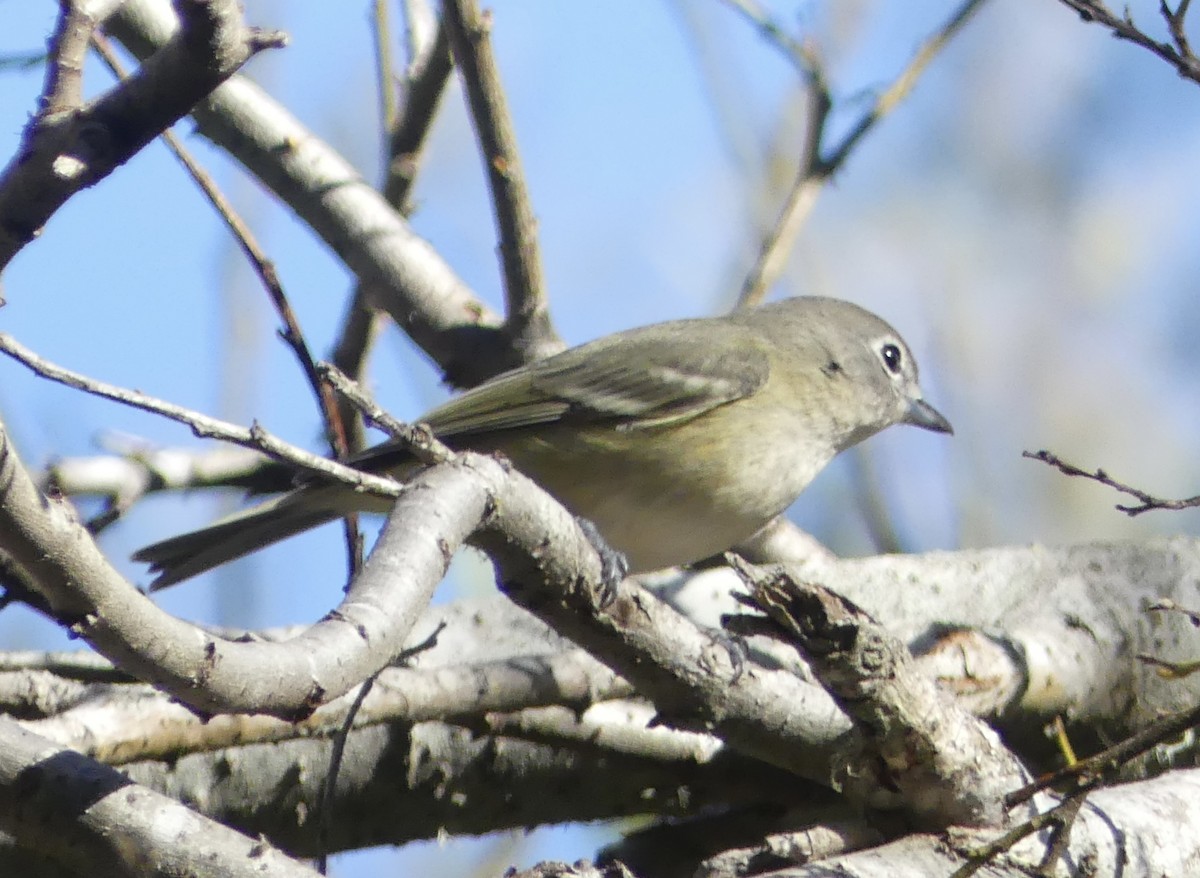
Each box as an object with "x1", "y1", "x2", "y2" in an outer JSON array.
[{"x1": 881, "y1": 343, "x2": 903, "y2": 374}]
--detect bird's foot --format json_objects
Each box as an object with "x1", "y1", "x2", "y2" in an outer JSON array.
[
  {"x1": 575, "y1": 516, "x2": 628, "y2": 607},
  {"x1": 712, "y1": 629, "x2": 749, "y2": 681}
]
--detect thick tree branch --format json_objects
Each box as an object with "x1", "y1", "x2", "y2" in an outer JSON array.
[
  {"x1": 39, "y1": 1, "x2": 118, "y2": 116},
  {"x1": 109, "y1": 721, "x2": 806, "y2": 857},
  {"x1": 0, "y1": 717, "x2": 318, "y2": 878},
  {"x1": 510, "y1": 770, "x2": 1200, "y2": 876},
  {"x1": 0, "y1": 0, "x2": 284, "y2": 271},
  {"x1": 0, "y1": 416, "x2": 473, "y2": 717},
  {"x1": 105, "y1": 0, "x2": 526, "y2": 387},
  {"x1": 23, "y1": 650, "x2": 631, "y2": 764},
  {"x1": 734, "y1": 558, "x2": 1030, "y2": 829},
  {"x1": 468, "y1": 508, "x2": 853, "y2": 783}
]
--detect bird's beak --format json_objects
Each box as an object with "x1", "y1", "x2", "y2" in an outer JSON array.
[{"x1": 905, "y1": 398, "x2": 953, "y2": 435}]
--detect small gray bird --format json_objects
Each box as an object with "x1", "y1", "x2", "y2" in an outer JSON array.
[{"x1": 135, "y1": 297, "x2": 951, "y2": 588}]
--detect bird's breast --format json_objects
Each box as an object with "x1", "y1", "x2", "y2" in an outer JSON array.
[{"x1": 493, "y1": 403, "x2": 835, "y2": 572}]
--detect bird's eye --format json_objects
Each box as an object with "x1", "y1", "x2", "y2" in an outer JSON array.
[{"x1": 880, "y1": 343, "x2": 903, "y2": 374}]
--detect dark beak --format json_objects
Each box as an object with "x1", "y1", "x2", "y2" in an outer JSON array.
[{"x1": 906, "y1": 398, "x2": 953, "y2": 435}]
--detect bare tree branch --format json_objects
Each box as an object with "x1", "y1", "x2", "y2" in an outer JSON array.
[
  {"x1": 471, "y1": 528, "x2": 854, "y2": 784},
  {"x1": 385, "y1": 7, "x2": 454, "y2": 215},
  {"x1": 87, "y1": 35, "x2": 358, "y2": 560},
  {"x1": 675, "y1": 538, "x2": 1200, "y2": 741},
  {"x1": 734, "y1": 0, "x2": 989, "y2": 307},
  {"x1": 105, "y1": 0, "x2": 523, "y2": 388},
  {"x1": 1, "y1": 418, "x2": 393, "y2": 716},
  {"x1": 1024, "y1": 448, "x2": 1200, "y2": 515},
  {"x1": 0, "y1": 333, "x2": 400, "y2": 497},
  {"x1": 718, "y1": 0, "x2": 823, "y2": 77},
  {"x1": 24, "y1": 650, "x2": 630, "y2": 764},
  {"x1": 442, "y1": 0, "x2": 562, "y2": 361},
  {"x1": 110, "y1": 721, "x2": 802, "y2": 857},
  {"x1": 317, "y1": 361, "x2": 451, "y2": 466},
  {"x1": 331, "y1": 4, "x2": 455, "y2": 453},
  {"x1": 733, "y1": 556, "x2": 1030, "y2": 828},
  {"x1": 39, "y1": 0, "x2": 110, "y2": 116},
  {"x1": 42, "y1": 442, "x2": 274, "y2": 533},
  {"x1": 1057, "y1": 0, "x2": 1200, "y2": 83},
  {"x1": 371, "y1": 0, "x2": 399, "y2": 133},
  {"x1": 0, "y1": 0, "x2": 285, "y2": 271},
  {"x1": 0, "y1": 717, "x2": 319, "y2": 878},
  {"x1": 1006, "y1": 697, "x2": 1200, "y2": 809}
]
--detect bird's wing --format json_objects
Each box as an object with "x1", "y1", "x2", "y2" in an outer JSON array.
[{"x1": 351, "y1": 319, "x2": 770, "y2": 472}]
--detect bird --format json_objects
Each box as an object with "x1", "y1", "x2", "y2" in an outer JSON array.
[{"x1": 134, "y1": 296, "x2": 951, "y2": 589}]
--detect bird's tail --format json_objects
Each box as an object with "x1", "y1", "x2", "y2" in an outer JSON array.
[{"x1": 132, "y1": 487, "x2": 348, "y2": 591}]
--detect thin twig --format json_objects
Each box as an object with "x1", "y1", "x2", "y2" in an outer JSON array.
[
  {"x1": 735, "y1": 58, "x2": 831, "y2": 307},
  {"x1": 371, "y1": 0, "x2": 398, "y2": 134},
  {"x1": 955, "y1": 698, "x2": 1200, "y2": 878},
  {"x1": 1162, "y1": 0, "x2": 1194, "y2": 56},
  {"x1": 315, "y1": 674, "x2": 374, "y2": 876},
  {"x1": 0, "y1": 333, "x2": 401, "y2": 499},
  {"x1": 328, "y1": 293, "x2": 382, "y2": 455},
  {"x1": 949, "y1": 790, "x2": 1086, "y2": 878},
  {"x1": 317, "y1": 362, "x2": 453, "y2": 467},
  {"x1": 386, "y1": 11, "x2": 452, "y2": 211},
  {"x1": 735, "y1": 0, "x2": 989, "y2": 307},
  {"x1": 1137, "y1": 652, "x2": 1200, "y2": 679},
  {"x1": 441, "y1": 0, "x2": 560, "y2": 356},
  {"x1": 0, "y1": 50, "x2": 50, "y2": 71},
  {"x1": 1049, "y1": 715, "x2": 1078, "y2": 767},
  {"x1": 39, "y1": 0, "x2": 94, "y2": 117},
  {"x1": 1035, "y1": 791, "x2": 1087, "y2": 876},
  {"x1": 1005, "y1": 699, "x2": 1200, "y2": 808},
  {"x1": 1058, "y1": 0, "x2": 1200, "y2": 83},
  {"x1": 1023, "y1": 449, "x2": 1200, "y2": 515},
  {"x1": 91, "y1": 34, "x2": 351, "y2": 458},
  {"x1": 825, "y1": 0, "x2": 986, "y2": 171},
  {"x1": 1146, "y1": 597, "x2": 1200, "y2": 627},
  {"x1": 89, "y1": 33, "x2": 359, "y2": 563},
  {"x1": 328, "y1": 13, "x2": 454, "y2": 453},
  {"x1": 718, "y1": 0, "x2": 823, "y2": 80},
  {"x1": 314, "y1": 621, "x2": 443, "y2": 873}
]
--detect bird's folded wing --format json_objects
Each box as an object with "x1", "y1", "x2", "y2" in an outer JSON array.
[
  {"x1": 433, "y1": 320, "x2": 770, "y2": 434},
  {"x1": 351, "y1": 320, "x2": 771, "y2": 472}
]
